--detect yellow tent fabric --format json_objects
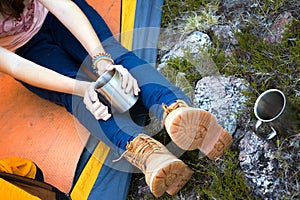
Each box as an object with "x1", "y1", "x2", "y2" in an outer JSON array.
[
  {"x1": 70, "y1": 142, "x2": 110, "y2": 200},
  {"x1": 121, "y1": 0, "x2": 137, "y2": 50}
]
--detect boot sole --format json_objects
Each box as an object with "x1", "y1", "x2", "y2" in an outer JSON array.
[
  {"x1": 150, "y1": 160, "x2": 193, "y2": 197},
  {"x1": 165, "y1": 107, "x2": 233, "y2": 160}
]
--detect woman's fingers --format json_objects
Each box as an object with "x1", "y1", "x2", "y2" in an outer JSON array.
[
  {"x1": 83, "y1": 83, "x2": 111, "y2": 120},
  {"x1": 93, "y1": 101, "x2": 111, "y2": 120},
  {"x1": 124, "y1": 74, "x2": 132, "y2": 93},
  {"x1": 133, "y1": 79, "x2": 140, "y2": 96},
  {"x1": 89, "y1": 84, "x2": 99, "y2": 103},
  {"x1": 111, "y1": 65, "x2": 130, "y2": 90},
  {"x1": 109, "y1": 64, "x2": 140, "y2": 95}
]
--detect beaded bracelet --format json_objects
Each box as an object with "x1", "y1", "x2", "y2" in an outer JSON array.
[{"x1": 92, "y1": 52, "x2": 114, "y2": 70}]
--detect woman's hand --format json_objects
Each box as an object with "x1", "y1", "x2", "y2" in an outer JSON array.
[
  {"x1": 97, "y1": 61, "x2": 140, "y2": 96},
  {"x1": 83, "y1": 82, "x2": 112, "y2": 120}
]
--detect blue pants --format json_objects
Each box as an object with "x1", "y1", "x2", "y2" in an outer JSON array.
[{"x1": 15, "y1": 0, "x2": 191, "y2": 155}]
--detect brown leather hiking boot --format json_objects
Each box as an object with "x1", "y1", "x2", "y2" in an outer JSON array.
[
  {"x1": 162, "y1": 100, "x2": 233, "y2": 160},
  {"x1": 120, "y1": 134, "x2": 193, "y2": 197}
]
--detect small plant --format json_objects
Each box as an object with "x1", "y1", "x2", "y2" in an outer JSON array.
[
  {"x1": 161, "y1": 56, "x2": 202, "y2": 87},
  {"x1": 159, "y1": 56, "x2": 201, "y2": 101},
  {"x1": 255, "y1": 0, "x2": 285, "y2": 15},
  {"x1": 181, "y1": 150, "x2": 256, "y2": 200},
  {"x1": 161, "y1": 0, "x2": 219, "y2": 27},
  {"x1": 179, "y1": 4, "x2": 220, "y2": 33}
]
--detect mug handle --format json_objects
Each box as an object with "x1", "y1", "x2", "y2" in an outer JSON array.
[{"x1": 254, "y1": 120, "x2": 277, "y2": 140}]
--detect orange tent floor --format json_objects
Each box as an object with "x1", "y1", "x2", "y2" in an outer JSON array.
[{"x1": 0, "y1": 0, "x2": 120, "y2": 193}]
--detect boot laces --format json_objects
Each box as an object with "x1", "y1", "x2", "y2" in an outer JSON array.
[
  {"x1": 113, "y1": 134, "x2": 161, "y2": 172},
  {"x1": 161, "y1": 100, "x2": 189, "y2": 126}
]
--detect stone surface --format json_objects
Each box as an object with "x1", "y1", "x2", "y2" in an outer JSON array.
[
  {"x1": 264, "y1": 12, "x2": 293, "y2": 43},
  {"x1": 194, "y1": 75, "x2": 249, "y2": 135},
  {"x1": 158, "y1": 31, "x2": 219, "y2": 77},
  {"x1": 211, "y1": 25, "x2": 238, "y2": 46},
  {"x1": 159, "y1": 31, "x2": 212, "y2": 64},
  {"x1": 238, "y1": 131, "x2": 279, "y2": 199}
]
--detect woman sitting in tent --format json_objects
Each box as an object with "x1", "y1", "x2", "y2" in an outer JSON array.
[{"x1": 0, "y1": 0, "x2": 232, "y2": 197}]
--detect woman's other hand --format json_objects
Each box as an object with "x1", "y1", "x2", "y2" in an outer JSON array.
[{"x1": 83, "y1": 82, "x2": 111, "y2": 120}]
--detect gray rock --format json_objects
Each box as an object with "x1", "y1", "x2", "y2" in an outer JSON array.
[
  {"x1": 264, "y1": 12, "x2": 293, "y2": 43},
  {"x1": 159, "y1": 31, "x2": 212, "y2": 64},
  {"x1": 158, "y1": 31, "x2": 220, "y2": 77},
  {"x1": 211, "y1": 25, "x2": 238, "y2": 46},
  {"x1": 239, "y1": 130, "x2": 279, "y2": 199},
  {"x1": 194, "y1": 75, "x2": 249, "y2": 135}
]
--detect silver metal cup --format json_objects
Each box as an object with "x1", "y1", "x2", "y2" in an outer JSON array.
[
  {"x1": 253, "y1": 89, "x2": 300, "y2": 140},
  {"x1": 94, "y1": 69, "x2": 138, "y2": 113}
]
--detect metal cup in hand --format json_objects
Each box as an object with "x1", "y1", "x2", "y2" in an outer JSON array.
[
  {"x1": 253, "y1": 89, "x2": 300, "y2": 140},
  {"x1": 94, "y1": 69, "x2": 138, "y2": 113}
]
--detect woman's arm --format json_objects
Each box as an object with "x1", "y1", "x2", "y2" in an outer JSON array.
[
  {"x1": 0, "y1": 47, "x2": 89, "y2": 97},
  {"x1": 38, "y1": 0, "x2": 103, "y2": 57},
  {"x1": 38, "y1": 0, "x2": 140, "y2": 95},
  {"x1": 0, "y1": 47, "x2": 111, "y2": 120}
]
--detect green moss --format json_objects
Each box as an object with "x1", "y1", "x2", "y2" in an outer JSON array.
[
  {"x1": 161, "y1": 56, "x2": 202, "y2": 87},
  {"x1": 159, "y1": 55, "x2": 203, "y2": 101}
]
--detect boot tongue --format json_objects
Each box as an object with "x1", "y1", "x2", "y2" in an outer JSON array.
[
  {"x1": 131, "y1": 136, "x2": 161, "y2": 172},
  {"x1": 162, "y1": 100, "x2": 189, "y2": 126},
  {"x1": 132, "y1": 135, "x2": 181, "y2": 174},
  {"x1": 125, "y1": 134, "x2": 181, "y2": 174}
]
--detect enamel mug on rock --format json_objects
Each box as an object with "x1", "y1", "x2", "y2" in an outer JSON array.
[{"x1": 253, "y1": 89, "x2": 300, "y2": 140}]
